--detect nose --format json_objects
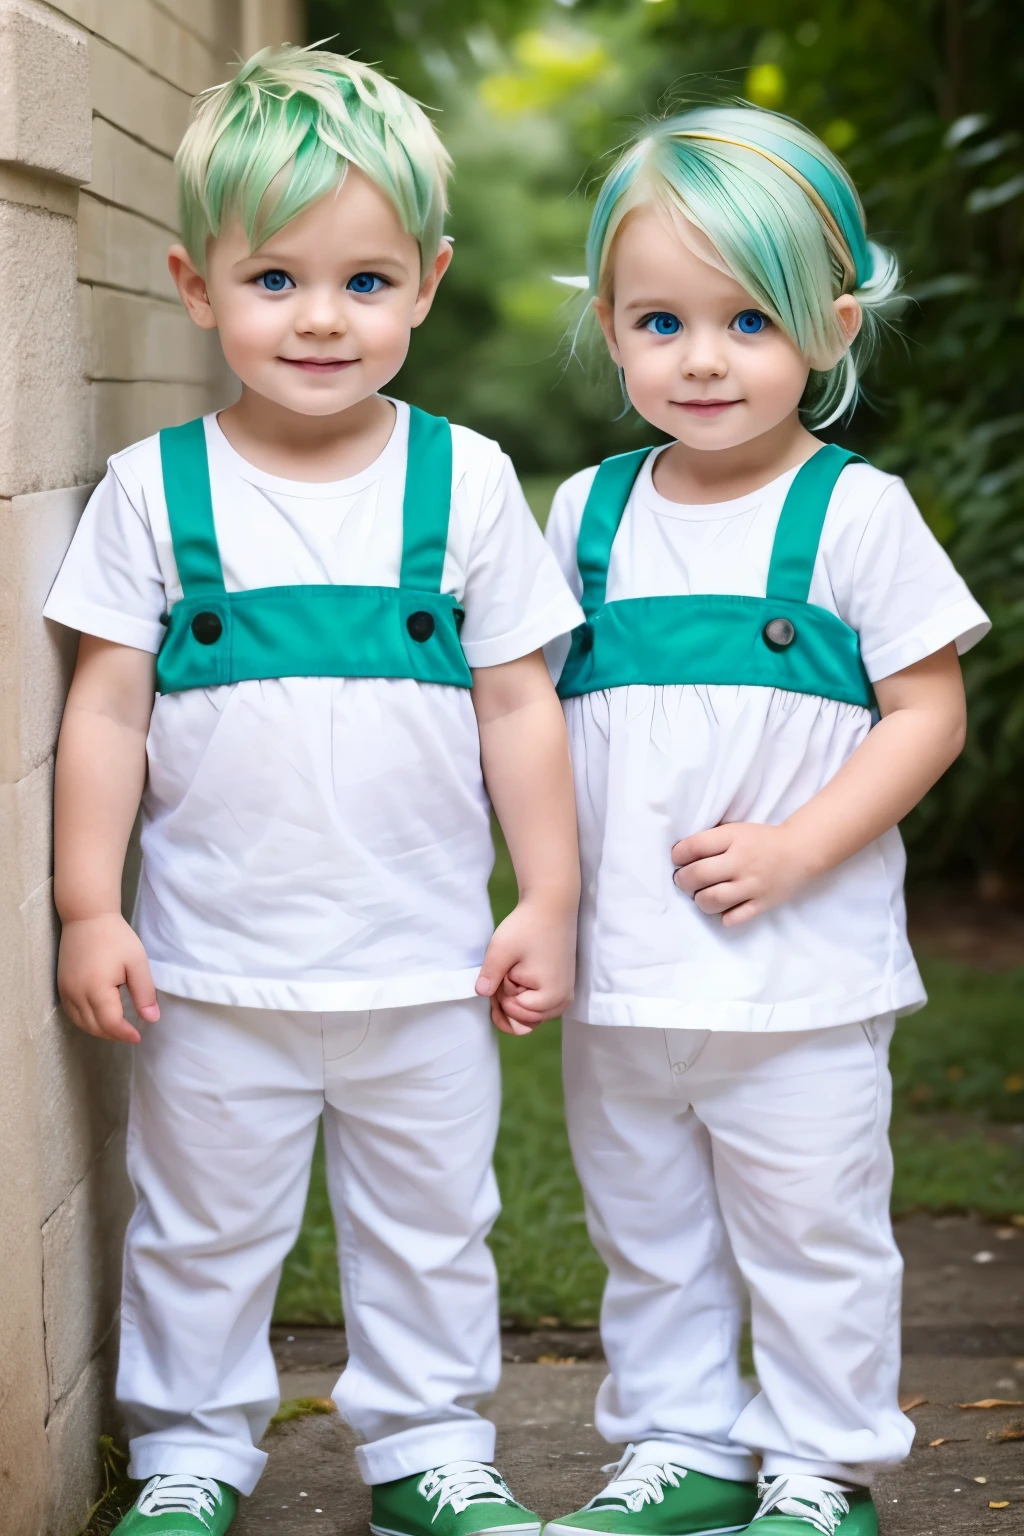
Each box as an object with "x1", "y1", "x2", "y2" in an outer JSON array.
[
  {"x1": 296, "y1": 285, "x2": 346, "y2": 339},
  {"x1": 680, "y1": 324, "x2": 727, "y2": 381}
]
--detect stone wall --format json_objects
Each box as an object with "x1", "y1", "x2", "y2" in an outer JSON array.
[{"x1": 0, "y1": 4, "x2": 304, "y2": 1533}]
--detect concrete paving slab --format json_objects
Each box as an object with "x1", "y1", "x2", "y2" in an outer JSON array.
[{"x1": 239, "y1": 1214, "x2": 1024, "y2": 1536}]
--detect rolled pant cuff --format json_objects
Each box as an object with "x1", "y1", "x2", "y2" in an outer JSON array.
[
  {"x1": 356, "y1": 1419, "x2": 498, "y2": 1486},
  {"x1": 760, "y1": 1453, "x2": 874, "y2": 1488},
  {"x1": 626, "y1": 1436, "x2": 759, "y2": 1484},
  {"x1": 129, "y1": 1438, "x2": 267, "y2": 1498}
]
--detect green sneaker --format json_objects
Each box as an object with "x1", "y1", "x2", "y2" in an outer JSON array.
[
  {"x1": 544, "y1": 1443, "x2": 759, "y2": 1536},
  {"x1": 111, "y1": 1476, "x2": 237, "y2": 1536},
  {"x1": 738, "y1": 1476, "x2": 877, "y2": 1535},
  {"x1": 371, "y1": 1461, "x2": 541, "y2": 1536}
]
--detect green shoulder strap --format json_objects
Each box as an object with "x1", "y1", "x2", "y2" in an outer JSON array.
[
  {"x1": 159, "y1": 417, "x2": 225, "y2": 595},
  {"x1": 766, "y1": 443, "x2": 863, "y2": 603},
  {"x1": 400, "y1": 405, "x2": 454, "y2": 592},
  {"x1": 576, "y1": 448, "x2": 652, "y2": 615}
]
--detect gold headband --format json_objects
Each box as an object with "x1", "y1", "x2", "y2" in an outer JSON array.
[{"x1": 671, "y1": 130, "x2": 858, "y2": 292}]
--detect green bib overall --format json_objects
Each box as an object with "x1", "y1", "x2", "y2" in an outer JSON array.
[
  {"x1": 556, "y1": 443, "x2": 874, "y2": 710},
  {"x1": 155, "y1": 406, "x2": 473, "y2": 696}
]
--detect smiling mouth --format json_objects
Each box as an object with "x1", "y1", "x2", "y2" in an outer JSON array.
[
  {"x1": 280, "y1": 357, "x2": 357, "y2": 373},
  {"x1": 675, "y1": 399, "x2": 742, "y2": 415}
]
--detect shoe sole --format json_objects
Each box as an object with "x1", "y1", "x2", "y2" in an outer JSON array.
[
  {"x1": 371, "y1": 1524, "x2": 542, "y2": 1536},
  {"x1": 543, "y1": 1524, "x2": 748, "y2": 1536}
]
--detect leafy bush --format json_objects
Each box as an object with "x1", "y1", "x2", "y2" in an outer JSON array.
[{"x1": 310, "y1": 0, "x2": 1024, "y2": 879}]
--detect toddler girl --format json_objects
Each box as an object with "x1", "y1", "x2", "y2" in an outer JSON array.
[{"x1": 544, "y1": 105, "x2": 988, "y2": 1536}]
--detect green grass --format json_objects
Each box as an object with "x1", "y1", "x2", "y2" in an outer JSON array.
[{"x1": 274, "y1": 837, "x2": 1024, "y2": 1325}]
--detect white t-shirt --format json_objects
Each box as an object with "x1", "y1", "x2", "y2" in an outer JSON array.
[
  {"x1": 545, "y1": 447, "x2": 989, "y2": 1033},
  {"x1": 45, "y1": 400, "x2": 584, "y2": 1010}
]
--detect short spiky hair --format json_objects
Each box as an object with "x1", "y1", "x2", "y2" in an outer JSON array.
[{"x1": 176, "y1": 43, "x2": 452, "y2": 274}]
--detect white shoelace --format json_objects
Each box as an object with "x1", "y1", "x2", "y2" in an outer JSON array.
[
  {"x1": 418, "y1": 1461, "x2": 519, "y2": 1519},
  {"x1": 584, "y1": 1445, "x2": 690, "y2": 1514},
  {"x1": 136, "y1": 1475, "x2": 224, "y2": 1524},
  {"x1": 753, "y1": 1475, "x2": 851, "y2": 1534}
]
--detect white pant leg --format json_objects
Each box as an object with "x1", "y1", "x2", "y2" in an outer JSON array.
[
  {"x1": 562, "y1": 1019, "x2": 757, "y2": 1483},
  {"x1": 683, "y1": 1017, "x2": 912, "y2": 1485},
  {"x1": 323, "y1": 996, "x2": 503, "y2": 1484},
  {"x1": 118, "y1": 994, "x2": 326, "y2": 1495}
]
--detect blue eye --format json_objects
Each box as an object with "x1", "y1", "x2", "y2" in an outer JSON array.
[
  {"x1": 255, "y1": 269, "x2": 294, "y2": 292},
  {"x1": 643, "y1": 312, "x2": 682, "y2": 336},
  {"x1": 734, "y1": 309, "x2": 770, "y2": 334},
  {"x1": 347, "y1": 272, "x2": 387, "y2": 294}
]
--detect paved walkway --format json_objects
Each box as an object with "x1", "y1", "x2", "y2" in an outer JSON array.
[{"x1": 236, "y1": 1214, "x2": 1024, "y2": 1536}]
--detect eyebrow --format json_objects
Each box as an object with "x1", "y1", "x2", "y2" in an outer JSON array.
[
  {"x1": 236, "y1": 251, "x2": 412, "y2": 273},
  {"x1": 622, "y1": 298, "x2": 681, "y2": 311}
]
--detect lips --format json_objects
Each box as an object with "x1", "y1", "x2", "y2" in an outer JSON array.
[
  {"x1": 280, "y1": 357, "x2": 357, "y2": 373},
  {"x1": 676, "y1": 399, "x2": 741, "y2": 415}
]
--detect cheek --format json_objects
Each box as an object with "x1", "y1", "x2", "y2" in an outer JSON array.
[
  {"x1": 741, "y1": 339, "x2": 810, "y2": 409},
  {"x1": 216, "y1": 294, "x2": 287, "y2": 362}
]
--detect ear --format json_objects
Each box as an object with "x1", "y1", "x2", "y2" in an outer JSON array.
[
  {"x1": 592, "y1": 296, "x2": 622, "y2": 367},
  {"x1": 833, "y1": 294, "x2": 862, "y2": 348},
  {"x1": 168, "y1": 244, "x2": 218, "y2": 331},
  {"x1": 411, "y1": 238, "x2": 455, "y2": 328}
]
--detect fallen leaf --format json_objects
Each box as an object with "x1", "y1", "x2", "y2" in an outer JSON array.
[
  {"x1": 537, "y1": 1316, "x2": 559, "y2": 1327},
  {"x1": 536, "y1": 1353, "x2": 578, "y2": 1366},
  {"x1": 928, "y1": 1438, "x2": 946, "y2": 1447},
  {"x1": 959, "y1": 1399, "x2": 1024, "y2": 1409},
  {"x1": 974, "y1": 1476, "x2": 988, "y2": 1484},
  {"x1": 989, "y1": 1502, "x2": 1010, "y2": 1510},
  {"x1": 899, "y1": 1394, "x2": 928, "y2": 1411},
  {"x1": 988, "y1": 1418, "x2": 1024, "y2": 1443}
]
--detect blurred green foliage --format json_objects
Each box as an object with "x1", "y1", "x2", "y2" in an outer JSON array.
[{"x1": 309, "y1": 0, "x2": 1024, "y2": 878}]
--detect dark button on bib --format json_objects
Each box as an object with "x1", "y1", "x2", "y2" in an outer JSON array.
[
  {"x1": 763, "y1": 616, "x2": 796, "y2": 650},
  {"x1": 407, "y1": 610, "x2": 435, "y2": 642},
  {"x1": 191, "y1": 611, "x2": 223, "y2": 645}
]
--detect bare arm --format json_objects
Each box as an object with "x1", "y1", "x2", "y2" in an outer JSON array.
[
  {"x1": 672, "y1": 644, "x2": 967, "y2": 926},
  {"x1": 54, "y1": 634, "x2": 159, "y2": 1042},
  {"x1": 472, "y1": 649, "x2": 580, "y2": 1033}
]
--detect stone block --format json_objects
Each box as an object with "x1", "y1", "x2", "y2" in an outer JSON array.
[
  {"x1": 35, "y1": 1005, "x2": 132, "y2": 1223},
  {"x1": 87, "y1": 378, "x2": 229, "y2": 475},
  {"x1": 0, "y1": 484, "x2": 91, "y2": 785},
  {"x1": 242, "y1": 0, "x2": 305, "y2": 54},
  {"x1": 0, "y1": 977, "x2": 49, "y2": 1536},
  {"x1": 87, "y1": 118, "x2": 178, "y2": 232},
  {"x1": 90, "y1": 34, "x2": 192, "y2": 160},
  {"x1": 0, "y1": 0, "x2": 91, "y2": 184},
  {"x1": 78, "y1": 196, "x2": 180, "y2": 301},
  {"x1": 45, "y1": 1325, "x2": 120, "y2": 1536},
  {"x1": 0, "y1": 756, "x2": 53, "y2": 908},
  {"x1": 41, "y1": 1128, "x2": 133, "y2": 1411},
  {"x1": 58, "y1": 0, "x2": 221, "y2": 96},
  {"x1": 20, "y1": 877, "x2": 60, "y2": 1033},
  {"x1": 0, "y1": 203, "x2": 88, "y2": 497},
  {"x1": 83, "y1": 287, "x2": 216, "y2": 384}
]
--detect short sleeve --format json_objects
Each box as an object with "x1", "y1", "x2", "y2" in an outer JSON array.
[
  {"x1": 454, "y1": 451, "x2": 584, "y2": 668},
  {"x1": 43, "y1": 462, "x2": 168, "y2": 652},
  {"x1": 819, "y1": 471, "x2": 990, "y2": 683}
]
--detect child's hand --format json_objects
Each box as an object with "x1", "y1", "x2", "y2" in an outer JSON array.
[
  {"x1": 475, "y1": 898, "x2": 576, "y2": 1036},
  {"x1": 671, "y1": 822, "x2": 817, "y2": 928},
  {"x1": 57, "y1": 913, "x2": 160, "y2": 1044}
]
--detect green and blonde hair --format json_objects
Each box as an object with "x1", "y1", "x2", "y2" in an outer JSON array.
[
  {"x1": 587, "y1": 104, "x2": 900, "y2": 426},
  {"x1": 176, "y1": 43, "x2": 452, "y2": 275}
]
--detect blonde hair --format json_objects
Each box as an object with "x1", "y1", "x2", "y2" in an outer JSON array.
[{"x1": 176, "y1": 43, "x2": 452, "y2": 274}]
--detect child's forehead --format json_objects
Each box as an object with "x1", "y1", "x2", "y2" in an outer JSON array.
[
  {"x1": 212, "y1": 166, "x2": 421, "y2": 267},
  {"x1": 612, "y1": 203, "x2": 746, "y2": 298}
]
